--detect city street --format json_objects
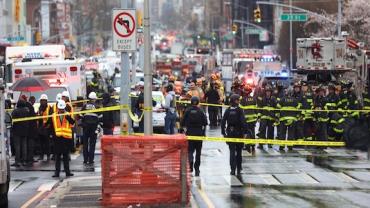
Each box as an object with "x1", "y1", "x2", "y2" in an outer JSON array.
[
  {"x1": 7, "y1": 127, "x2": 370, "y2": 208},
  {"x1": 1, "y1": 0, "x2": 370, "y2": 207}
]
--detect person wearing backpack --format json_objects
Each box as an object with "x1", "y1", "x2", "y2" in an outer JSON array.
[
  {"x1": 221, "y1": 94, "x2": 245, "y2": 176},
  {"x1": 181, "y1": 96, "x2": 207, "y2": 176}
]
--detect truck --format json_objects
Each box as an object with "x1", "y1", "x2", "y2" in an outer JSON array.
[
  {"x1": 296, "y1": 37, "x2": 369, "y2": 98},
  {"x1": 221, "y1": 48, "x2": 283, "y2": 94},
  {"x1": 0, "y1": 74, "x2": 10, "y2": 207},
  {"x1": 5, "y1": 45, "x2": 86, "y2": 101}
]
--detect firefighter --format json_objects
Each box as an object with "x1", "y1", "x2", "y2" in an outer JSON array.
[
  {"x1": 363, "y1": 85, "x2": 370, "y2": 130},
  {"x1": 221, "y1": 94, "x2": 245, "y2": 176},
  {"x1": 257, "y1": 85, "x2": 276, "y2": 149},
  {"x1": 277, "y1": 88, "x2": 299, "y2": 151},
  {"x1": 241, "y1": 84, "x2": 257, "y2": 154},
  {"x1": 326, "y1": 83, "x2": 342, "y2": 141},
  {"x1": 52, "y1": 100, "x2": 75, "y2": 178},
  {"x1": 181, "y1": 96, "x2": 207, "y2": 176},
  {"x1": 37, "y1": 94, "x2": 52, "y2": 161},
  {"x1": 80, "y1": 92, "x2": 101, "y2": 165},
  {"x1": 314, "y1": 86, "x2": 329, "y2": 141},
  {"x1": 292, "y1": 82, "x2": 304, "y2": 141},
  {"x1": 301, "y1": 82, "x2": 315, "y2": 140}
]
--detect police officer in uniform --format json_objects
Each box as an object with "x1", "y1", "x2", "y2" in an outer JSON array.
[
  {"x1": 81, "y1": 92, "x2": 101, "y2": 165},
  {"x1": 221, "y1": 94, "x2": 245, "y2": 176},
  {"x1": 241, "y1": 85, "x2": 257, "y2": 154},
  {"x1": 52, "y1": 100, "x2": 75, "y2": 177},
  {"x1": 181, "y1": 96, "x2": 208, "y2": 176},
  {"x1": 257, "y1": 85, "x2": 276, "y2": 149}
]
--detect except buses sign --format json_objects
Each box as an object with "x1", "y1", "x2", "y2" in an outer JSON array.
[{"x1": 112, "y1": 9, "x2": 137, "y2": 51}]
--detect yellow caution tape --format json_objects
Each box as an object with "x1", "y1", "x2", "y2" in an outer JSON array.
[
  {"x1": 187, "y1": 136, "x2": 345, "y2": 147},
  {"x1": 131, "y1": 133, "x2": 345, "y2": 147}
]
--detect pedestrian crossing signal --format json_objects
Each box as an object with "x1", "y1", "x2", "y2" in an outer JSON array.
[
  {"x1": 232, "y1": 24, "x2": 238, "y2": 35},
  {"x1": 254, "y1": 7, "x2": 261, "y2": 23}
]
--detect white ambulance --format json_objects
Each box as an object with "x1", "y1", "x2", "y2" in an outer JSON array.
[{"x1": 5, "y1": 45, "x2": 86, "y2": 101}]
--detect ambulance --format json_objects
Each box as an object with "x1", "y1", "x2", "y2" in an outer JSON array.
[{"x1": 5, "y1": 45, "x2": 86, "y2": 101}]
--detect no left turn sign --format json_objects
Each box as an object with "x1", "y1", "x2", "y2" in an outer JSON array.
[{"x1": 112, "y1": 9, "x2": 137, "y2": 51}]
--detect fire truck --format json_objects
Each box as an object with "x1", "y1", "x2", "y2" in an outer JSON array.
[{"x1": 296, "y1": 37, "x2": 369, "y2": 98}]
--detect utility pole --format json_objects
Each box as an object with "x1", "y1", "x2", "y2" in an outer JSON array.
[
  {"x1": 289, "y1": 0, "x2": 293, "y2": 71},
  {"x1": 143, "y1": 0, "x2": 153, "y2": 135},
  {"x1": 120, "y1": 0, "x2": 132, "y2": 134},
  {"x1": 338, "y1": 0, "x2": 342, "y2": 37}
]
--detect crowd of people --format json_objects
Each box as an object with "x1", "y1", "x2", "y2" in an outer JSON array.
[
  {"x1": 8, "y1": 90, "x2": 116, "y2": 177},
  {"x1": 6, "y1": 69, "x2": 370, "y2": 178}
]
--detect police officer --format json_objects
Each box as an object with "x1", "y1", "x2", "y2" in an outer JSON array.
[
  {"x1": 241, "y1": 85, "x2": 258, "y2": 154},
  {"x1": 301, "y1": 82, "x2": 315, "y2": 140},
  {"x1": 257, "y1": 85, "x2": 276, "y2": 149},
  {"x1": 221, "y1": 94, "x2": 245, "y2": 176},
  {"x1": 314, "y1": 86, "x2": 329, "y2": 141},
  {"x1": 81, "y1": 92, "x2": 101, "y2": 165},
  {"x1": 181, "y1": 96, "x2": 207, "y2": 176},
  {"x1": 326, "y1": 83, "x2": 341, "y2": 141},
  {"x1": 52, "y1": 100, "x2": 75, "y2": 177},
  {"x1": 37, "y1": 94, "x2": 52, "y2": 161},
  {"x1": 277, "y1": 88, "x2": 299, "y2": 151}
]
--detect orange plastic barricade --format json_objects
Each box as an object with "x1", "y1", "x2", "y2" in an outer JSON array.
[{"x1": 101, "y1": 134, "x2": 189, "y2": 206}]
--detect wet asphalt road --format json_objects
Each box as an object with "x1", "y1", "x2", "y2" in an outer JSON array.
[{"x1": 8, "y1": 126, "x2": 370, "y2": 208}]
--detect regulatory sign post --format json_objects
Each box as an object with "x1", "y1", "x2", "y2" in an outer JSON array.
[
  {"x1": 112, "y1": 7, "x2": 136, "y2": 135},
  {"x1": 112, "y1": 9, "x2": 137, "y2": 51}
]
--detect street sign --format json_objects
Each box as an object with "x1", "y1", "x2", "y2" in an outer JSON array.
[
  {"x1": 280, "y1": 13, "x2": 308, "y2": 22},
  {"x1": 112, "y1": 9, "x2": 137, "y2": 51},
  {"x1": 6, "y1": 36, "x2": 25, "y2": 42},
  {"x1": 245, "y1": 28, "x2": 261, "y2": 35}
]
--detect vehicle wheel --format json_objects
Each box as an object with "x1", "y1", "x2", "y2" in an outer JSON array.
[{"x1": 0, "y1": 181, "x2": 9, "y2": 207}]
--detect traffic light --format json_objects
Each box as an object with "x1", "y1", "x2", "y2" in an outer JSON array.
[
  {"x1": 254, "y1": 7, "x2": 261, "y2": 23},
  {"x1": 137, "y1": 10, "x2": 143, "y2": 28},
  {"x1": 232, "y1": 24, "x2": 238, "y2": 34},
  {"x1": 35, "y1": 31, "x2": 42, "y2": 45}
]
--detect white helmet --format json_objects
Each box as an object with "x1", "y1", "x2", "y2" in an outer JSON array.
[
  {"x1": 88, "y1": 92, "x2": 97, "y2": 99},
  {"x1": 137, "y1": 81, "x2": 144, "y2": 87},
  {"x1": 39, "y1": 94, "x2": 48, "y2": 101},
  {"x1": 57, "y1": 100, "x2": 66, "y2": 110},
  {"x1": 61, "y1": 91, "x2": 70, "y2": 98},
  {"x1": 56, "y1": 93, "x2": 62, "y2": 102}
]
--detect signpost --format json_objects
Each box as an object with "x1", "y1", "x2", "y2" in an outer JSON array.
[
  {"x1": 112, "y1": 7, "x2": 136, "y2": 135},
  {"x1": 280, "y1": 13, "x2": 307, "y2": 21}
]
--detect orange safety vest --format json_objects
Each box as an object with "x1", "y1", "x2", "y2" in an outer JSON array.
[
  {"x1": 41, "y1": 105, "x2": 50, "y2": 125},
  {"x1": 52, "y1": 112, "x2": 73, "y2": 139}
]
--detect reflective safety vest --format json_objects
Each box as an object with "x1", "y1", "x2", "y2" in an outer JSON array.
[{"x1": 52, "y1": 112, "x2": 73, "y2": 139}]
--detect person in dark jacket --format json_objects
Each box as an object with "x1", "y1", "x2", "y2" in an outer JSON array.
[
  {"x1": 101, "y1": 93, "x2": 115, "y2": 135},
  {"x1": 37, "y1": 94, "x2": 53, "y2": 161},
  {"x1": 221, "y1": 94, "x2": 245, "y2": 176},
  {"x1": 26, "y1": 96, "x2": 37, "y2": 165},
  {"x1": 11, "y1": 100, "x2": 30, "y2": 167},
  {"x1": 181, "y1": 96, "x2": 207, "y2": 176},
  {"x1": 81, "y1": 92, "x2": 101, "y2": 165},
  {"x1": 205, "y1": 82, "x2": 220, "y2": 128}
]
